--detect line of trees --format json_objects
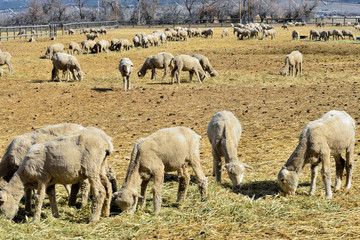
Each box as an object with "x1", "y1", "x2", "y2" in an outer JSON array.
[{"x1": 0, "y1": 0, "x2": 319, "y2": 26}]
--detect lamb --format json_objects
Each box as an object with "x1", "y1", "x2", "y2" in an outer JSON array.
[
  {"x1": 51, "y1": 52, "x2": 85, "y2": 82},
  {"x1": 68, "y1": 41, "x2": 82, "y2": 55},
  {"x1": 119, "y1": 58, "x2": 133, "y2": 91},
  {"x1": 0, "y1": 127, "x2": 113, "y2": 223},
  {"x1": 201, "y1": 29, "x2": 214, "y2": 38},
  {"x1": 137, "y1": 52, "x2": 174, "y2": 80},
  {"x1": 342, "y1": 29, "x2": 355, "y2": 40},
  {"x1": 171, "y1": 55, "x2": 207, "y2": 84},
  {"x1": 292, "y1": 30, "x2": 299, "y2": 40},
  {"x1": 86, "y1": 33, "x2": 99, "y2": 41},
  {"x1": 278, "y1": 110, "x2": 355, "y2": 199},
  {"x1": 192, "y1": 53, "x2": 218, "y2": 77},
  {"x1": 309, "y1": 29, "x2": 320, "y2": 40},
  {"x1": 280, "y1": 50, "x2": 303, "y2": 77},
  {"x1": 42, "y1": 43, "x2": 64, "y2": 59},
  {"x1": 0, "y1": 52, "x2": 13, "y2": 74},
  {"x1": 207, "y1": 111, "x2": 252, "y2": 189},
  {"x1": 113, "y1": 127, "x2": 207, "y2": 214},
  {"x1": 221, "y1": 29, "x2": 229, "y2": 38},
  {"x1": 81, "y1": 40, "x2": 96, "y2": 54},
  {"x1": 95, "y1": 40, "x2": 109, "y2": 53},
  {"x1": 319, "y1": 30, "x2": 329, "y2": 41}
]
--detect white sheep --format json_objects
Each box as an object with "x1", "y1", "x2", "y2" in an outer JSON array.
[
  {"x1": 207, "y1": 111, "x2": 252, "y2": 189},
  {"x1": 95, "y1": 40, "x2": 109, "y2": 53},
  {"x1": 280, "y1": 50, "x2": 303, "y2": 77},
  {"x1": 0, "y1": 52, "x2": 12, "y2": 74},
  {"x1": 221, "y1": 29, "x2": 229, "y2": 38},
  {"x1": 119, "y1": 58, "x2": 133, "y2": 91},
  {"x1": 201, "y1": 29, "x2": 214, "y2": 38},
  {"x1": 292, "y1": 30, "x2": 299, "y2": 40},
  {"x1": 68, "y1": 29, "x2": 75, "y2": 35},
  {"x1": 192, "y1": 53, "x2": 218, "y2": 77},
  {"x1": 81, "y1": 40, "x2": 96, "y2": 54},
  {"x1": 68, "y1": 41, "x2": 82, "y2": 55},
  {"x1": 171, "y1": 55, "x2": 207, "y2": 84},
  {"x1": 132, "y1": 36, "x2": 141, "y2": 47},
  {"x1": 113, "y1": 127, "x2": 207, "y2": 214},
  {"x1": 332, "y1": 29, "x2": 344, "y2": 40},
  {"x1": 137, "y1": 52, "x2": 174, "y2": 80},
  {"x1": 51, "y1": 52, "x2": 85, "y2": 82},
  {"x1": 42, "y1": 43, "x2": 64, "y2": 59},
  {"x1": 319, "y1": 30, "x2": 329, "y2": 41},
  {"x1": 261, "y1": 28, "x2": 276, "y2": 40},
  {"x1": 278, "y1": 110, "x2": 355, "y2": 199},
  {"x1": 342, "y1": 29, "x2": 355, "y2": 40},
  {"x1": 309, "y1": 29, "x2": 320, "y2": 40},
  {"x1": 86, "y1": 33, "x2": 99, "y2": 40},
  {"x1": 0, "y1": 127, "x2": 113, "y2": 223}
]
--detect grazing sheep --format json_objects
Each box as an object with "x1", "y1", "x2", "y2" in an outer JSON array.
[
  {"x1": 51, "y1": 52, "x2": 85, "y2": 82},
  {"x1": 319, "y1": 31, "x2": 329, "y2": 41},
  {"x1": 309, "y1": 29, "x2": 320, "y2": 40},
  {"x1": 207, "y1": 111, "x2": 251, "y2": 189},
  {"x1": 0, "y1": 123, "x2": 84, "y2": 210},
  {"x1": 159, "y1": 33, "x2": 167, "y2": 43},
  {"x1": 278, "y1": 110, "x2": 355, "y2": 199},
  {"x1": 132, "y1": 36, "x2": 141, "y2": 47},
  {"x1": 68, "y1": 29, "x2": 75, "y2": 35},
  {"x1": 261, "y1": 29, "x2": 276, "y2": 40},
  {"x1": 178, "y1": 30, "x2": 188, "y2": 41},
  {"x1": 202, "y1": 29, "x2": 214, "y2": 38},
  {"x1": 95, "y1": 40, "x2": 109, "y2": 53},
  {"x1": 99, "y1": 27, "x2": 107, "y2": 35},
  {"x1": 119, "y1": 58, "x2": 133, "y2": 91},
  {"x1": 221, "y1": 29, "x2": 229, "y2": 38},
  {"x1": 137, "y1": 52, "x2": 174, "y2": 80},
  {"x1": 86, "y1": 33, "x2": 99, "y2": 41},
  {"x1": 0, "y1": 52, "x2": 13, "y2": 74},
  {"x1": 342, "y1": 29, "x2": 355, "y2": 40},
  {"x1": 280, "y1": 51, "x2": 303, "y2": 77},
  {"x1": 42, "y1": 43, "x2": 64, "y2": 59},
  {"x1": 0, "y1": 127, "x2": 113, "y2": 223},
  {"x1": 113, "y1": 127, "x2": 207, "y2": 214},
  {"x1": 68, "y1": 41, "x2": 82, "y2": 55},
  {"x1": 281, "y1": 24, "x2": 289, "y2": 30},
  {"x1": 332, "y1": 29, "x2": 344, "y2": 40},
  {"x1": 141, "y1": 36, "x2": 149, "y2": 48},
  {"x1": 171, "y1": 55, "x2": 207, "y2": 84},
  {"x1": 28, "y1": 37, "x2": 36, "y2": 42},
  {"x1": 292, "y1": 30, "x2": 299, "y2": 40},
  {"x1": 81, "y1": 40, "x2": 96, "y2": 54},
  {"x1": 250, "y1": 29, "x2": 259, "y2": 39},
  {"x1": 192, "y1": 54, "x2": 218, "y2": 77}
]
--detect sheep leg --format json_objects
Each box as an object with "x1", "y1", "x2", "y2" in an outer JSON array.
[
  {"x1": 46, "y1": 185, "x2": 59, "y2": 218},
  {"x1": 68, "y1": 182, "x2": 80, "y2": 206},
  {"x1": 345, "y1": 145, "x2": 354, "y2": 190},
  {"x1": 123, "y1": 77, "x2": 127, "y2": 91},
  {"x1": 162, "y1": 66, "x2": 168, "y2": 80},
  {"x1": 212, "y1": 148, "x2": 222, "y2": 183},
  {"x1": 7, "y1": 63, "x2": 12, "y2": 74},
  {"x1": 334, "y1": 154, "x2": 345, "y2": 191},
  {"x1": 309, "y1": 164, "x2": 319, "y2": 195},
  {"x1": 320, "y1": 150, "x2": 332, "y2": 199},
  {"x1": 127, "y1": 76, "x2": 130, "y2": 90},
  {"x1": 189, "y1": 157, "x2": 207, "y2": 202},
  {"x1": 195, "y1": 71, "x2": 202, "y2": 83},
  {"x1": 177, "y1": 166, "x2": 190, "y2": 202},
  {"x1": 176, "y1": 70, "x2": 181, "y2": 85},
  {"x1": 138, "y1": 179, "x2": 150, "y2": 209},
  {"x1": 300, "y1": 62, "x2": 302, "y2": 76},
  {"x1": 189, "y1": 71, "x2": 194, "y2": 82},
  {"x1": 151, "y1": 67, "x2": 156, "y2": 80},
  {"x1": 88, "y1": 176, "x2": 106, "y2": 224},
  {"x1": 25, "y1": 187, "x2": 32, "y2": 212},
  {"x1": 171, "y1": 66, "x2": 177, "y2": 84},
  {"x1": 33, "y1": 181, "x2": 48, "y2": 222},
  {"x1": 81, "y1": 180, "x2": 91, "y2": 207},
  {"x1": 152, "y1": 173, "x2": 164, "y2": 214},
  {"x1": 100, "y1": 170, "x2": 112, "y2": 218}
]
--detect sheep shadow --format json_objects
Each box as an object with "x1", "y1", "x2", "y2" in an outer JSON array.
[
  {"x1": 147, "y1": 82, "x2": 173, "y2": 85},
  {"x1": 164, "y1": 173, "x2": 198, "y2": 184},
  {"x1": 91, "y1": 87, "x2": 114, "y2": 92},
  {"x1": 237, "y1": 180, "x2": 281, "y2": 199},
  {"x1": 31, "y1": 79, "x2": 52, "y2": 83}
]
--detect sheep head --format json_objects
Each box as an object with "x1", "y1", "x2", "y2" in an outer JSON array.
[
  {"x1": 278, "y1": 166, "x2": 299, "y2": 196},
  {"x1": 114, "y1": 188, "x2": 142, "y2": 213},
  {"x1": 222, "y1": 161, "x2": 250, "y2": 190},
  {"x1": 210, "y1": 70, "x2": 218, "y2": 77},
  {"x1": 280, "y1": 69, "x2": 286, "y2": 76},
  {"x1": 0, "y1": 190, "x2": 18, "y2": 220},
  {"x1": 76, "y1": 71, "x2": 85, "y2": 81}
]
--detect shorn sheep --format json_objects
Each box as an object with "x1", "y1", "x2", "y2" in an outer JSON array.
[
  {"x1": 280, "y1": 51, "x2": 303, "y2": 77},
  {"x1": 119, "y1": 58, "x2": 133, "y2": 91},
  {"x1": 278, "y1": 110, "x2": 355, "y2": 199},
  {"x1": 171, "y1": 55, "x2": 207, "y2": 84},
  {"x1": 0, "y1": 127, "x2": 113, "y2": 223},
  {"x1": 0, "y1": 52, "x2": 12, "y2": 74},
  {"x1": 207, "y1": 111, "x2": 252, "y2": 190},
  {"x1": 192, "y1": 54, "x2": 218, "y2": 77},
  {"x1": 137, "y1": 52, "x2": 174, "y2": 80},
  {"x1": 113, "y1": 127, "x2": 207, "y2": 214},
  {"x1": 51, "y1": 52, "x2": 85, "y2": 82}
]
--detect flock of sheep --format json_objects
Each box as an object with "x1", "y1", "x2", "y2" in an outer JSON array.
[{"x1": 0, "y1": 23, "x2": 357, "y2": 224}]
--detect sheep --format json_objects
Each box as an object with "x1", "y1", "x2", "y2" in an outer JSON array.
[
  {"x1": 332, "y1": 29, "x2": 344, "y2": 40},
  {"x1": 250, "y1": 29, "x2": 259, "y2": 39},
  {"x1": 0, "y1": 52, "x2": 13, "y2": 74},
  {"x1": 278, "y1": 110, "x2": 355, "y2": 199},
  {"x1": 178, "y1": 30, "x2": 188, "y2": 41},
  {"x1": 67, "y1": 41, "x2": 82, "y2": 55},
  {"x1": 68, "y1": 29, "x2": 75, "y2": 35},
  {"x1": 17, "y1": 29, "x2": 25, "y2": 36},
  {"x1": 132, "y1": 36, "x2": 141, "y2": 47},
  {"x1": 207, "y1": 111, "x2": 252, "y2": 190},
  {"x1": 121, "y1": 39, "x2": 132, "y2": 51},
  {"x1": 119, "y1": 58, "x2": 133, "y2": 91},
  {"x1": 114, "y1": 39, "x2": 130, "y2": 51},
  {"x1": 238, "y1": 29, "x2": 251, "y2": 40},
  {"x1": 342, "y1": 29, "x2": 355, "y2": 40},
  {"x1": 99, "y1": 27, "x2": 107, "y2": 35},
  {"x1": 95, "y1": 40, "x2": 109, "y2": 53},
  {"x1": 81, "y1": 40, "x2": 96, "y2": 54},
  {"x1": 113, "y1": 127, "x2": 207, "y2": 214},
  {"x1": 192, "y1": 53, "x2": 218, "y2": 77},
  {"x1": 319, "y1": 30, "x2": 329, "y2": 41},
  {"x1": 141, "y1": 36, "x2": 149, "y2": 48},
  {"x1": 86, "y1": 33, "x2": 99, "y2": 41},
  {"x1": 193, "y1": 28, "x2": 201, "y2": 37},
  {"x1": 171, "y1": 55, "x2": 207, "y2": 84},
  {"x1": 138, "y1": 52, "x2": 174, "y2": 81},
  {"x1": 221, "y1": 29, "x2": 229, "y2": 38},
  {"x1": 309, "y1": 29, "x2": 320, "y2": 40},
  {"x1": 261, "y1": 29, "x2": 276, "y2": 40},
  {"x1": 0, "y1": 127, "x2": 113, "y2": 223},
  {"x1": 281, "y1": 24, "x2": 289, "y2": 30},
  {"x1": 0, "y1": 123, "x2": 84, "y2": 210},
  {"x1": 201, "y1": 29, "x2": 214, "y2": 38},
  {"x1": 28, "y1": 37, "x2": 36, "y2": 42},
  {"x1": 42, "y1": 43, "x2": 64, "y2": 59},
  {"x1": 280, "y1": 51, "x2": 303, "y2": 77},
  {"x1": 51, "y1": 52, "x2": 85, "y2": 82},
  {"x1": 159, "y1": 33, "x2": 167, "y2": 44},
  {"x1": 292, "y1": 30, "x2": 299, "y2": 40}
]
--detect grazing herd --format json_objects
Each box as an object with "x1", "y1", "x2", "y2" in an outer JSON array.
[{"x1": 0, "y1": 23, "x2": 357, "y2": 225}]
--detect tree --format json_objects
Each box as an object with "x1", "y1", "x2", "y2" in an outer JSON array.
[
  {"x1": 72, "y1": 0, "x2": 87, "y2": 20},
  {"x1": 183, "y1": 0, "x2": 196, "y2": 20},
  {"x1": 26, "y1": 0, "x2": 46, "y2": 24},
  {"x1": 43, "y1": 0, "x2": 68, "y2": 22}
]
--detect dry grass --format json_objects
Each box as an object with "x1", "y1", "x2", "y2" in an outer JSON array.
[{"x1": 0, "y1": 25, "x2": 360, "y2": 239}]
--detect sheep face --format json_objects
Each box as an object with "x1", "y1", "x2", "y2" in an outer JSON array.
[
  {"x1": 114, "y1": 188, "x2": 142, "y2": 213},
  {"x1": 278, "y1": 167, "x2": 299, "y2": 195},
  {"x1": 210, "y1": 70, "x2": 218, "y2": 77},
  {"x1": 0, "y1": 191, "x2": 18, "y2": 220},
  {"x1": 280, "y1": 69, "x2": 286, "y2": 76},
  {"x1": 76, "y1": 71, "x2": 85, "y2": 81},
  {"x1": 222, "y1": 162, "x2": 245, "y2": 189}
]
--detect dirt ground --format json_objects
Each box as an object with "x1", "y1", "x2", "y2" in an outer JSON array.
[{"x1": 0, "y1": 25, "x2": 360, "y2": 238}]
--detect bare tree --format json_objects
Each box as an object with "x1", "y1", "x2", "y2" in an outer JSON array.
[
  {"x1": 183, "y1": 0, "x2": 196, "y2": 20},
  {"x1": 26, "y1": 0, "x2": 46, "y2": 24},
  {"x1": 72, "y1": 0, "x2": 87, "y2": 20},
  {"x1": 43, "y1": 0, "x2": 68, "y2": 22}
]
